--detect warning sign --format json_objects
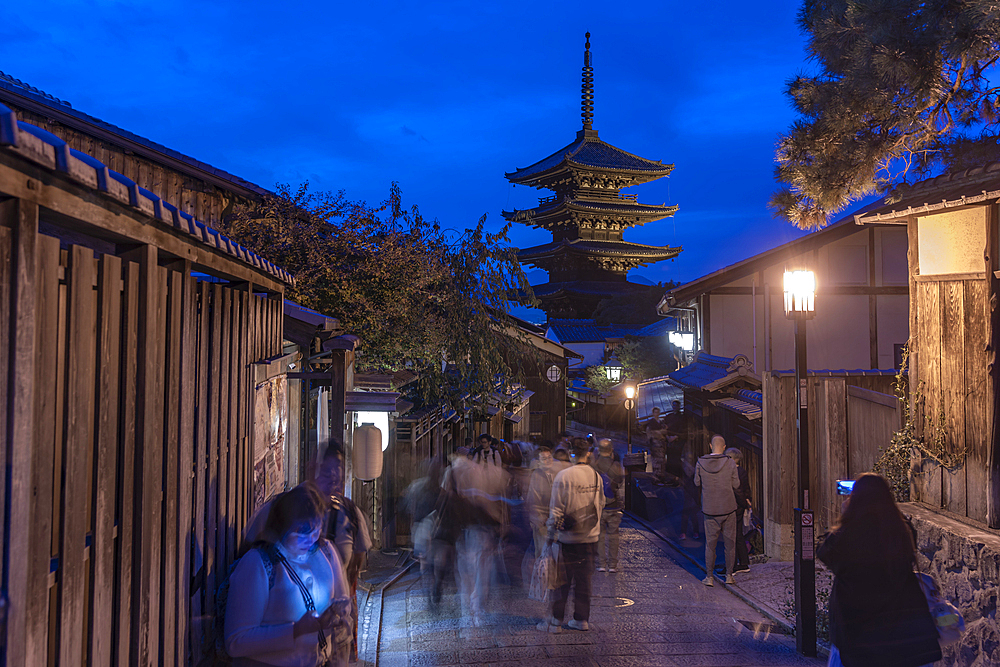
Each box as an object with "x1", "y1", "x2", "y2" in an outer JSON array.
[
  {"x1": 801, "y1": 513, "x2": 813, "y2": 526},
  {"x1": 802, "y1": 526, "x2": 815, "y2": 560}
]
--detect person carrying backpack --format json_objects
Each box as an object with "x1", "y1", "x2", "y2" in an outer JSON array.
[{"x1": 591, "y1": 438, "x2": 625, "y2": 573}]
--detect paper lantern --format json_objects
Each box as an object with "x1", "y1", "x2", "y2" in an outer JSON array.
[{"x1": 353, "y1": 424, "x2": 383, "y2": 480}]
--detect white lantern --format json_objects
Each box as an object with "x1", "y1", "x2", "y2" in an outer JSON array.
[
  {"x1": 783, "y1": 270, "x2": 816, "y2": 318},
  {"x1": 353, "y1": 423, "x2": 383, "y2": 481}
]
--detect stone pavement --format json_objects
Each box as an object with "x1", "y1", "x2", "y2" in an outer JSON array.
[{"x1": 362, "y1": 517, "x2": 826, "y2": 667}]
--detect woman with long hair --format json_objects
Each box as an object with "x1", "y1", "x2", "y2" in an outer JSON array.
[
  {"x1": 818, "y1": 473, "x2": 941, "y2": 667},
  {"x1": 225, "y1": 482, "x2": 353, "y2": 666}
]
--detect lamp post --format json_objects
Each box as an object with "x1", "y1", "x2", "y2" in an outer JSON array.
[
  {"x1": 624, "y1": 384, "x2": 636, "y2": 453},
  {"x1": 784, "y1": 269, "x2": 816, "y2": 657},
  {"x1": 605, "y1": 352, "x2": 623, "y2": 383}
]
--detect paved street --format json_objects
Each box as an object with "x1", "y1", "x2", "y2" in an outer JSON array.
[{"x1": 362, "y1": 517, "x2": 825, "y2": 667}]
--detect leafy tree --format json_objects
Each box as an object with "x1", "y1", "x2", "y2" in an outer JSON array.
[
  {"x1": 772, "y1": 0, "x2": 1000, "y2": 229},
  {"x1": 222, "y1": 182, "x2": 537, "y2": 409}
]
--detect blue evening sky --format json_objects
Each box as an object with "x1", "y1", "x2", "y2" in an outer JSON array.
[{"x1": 3, "y1": 0, "x2": 818, "y2": 312}]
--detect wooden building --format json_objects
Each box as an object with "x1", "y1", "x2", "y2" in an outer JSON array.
[
  {"x1": 658, "y1": 214, "x2": 910, "y2": 372},
  {"x1": 0, "y1": 103, "x2": 291, "y2": 666},
  {"x1": 503, "y1": 35, "x2": 680, "y2": 320},
  {"x1": 855, "y1": 163, "x2": 1000, "y2": 528}
]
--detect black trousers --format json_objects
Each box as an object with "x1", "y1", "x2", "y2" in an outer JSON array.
[
  {"x1": 735, "y1": 511, "x2": 749, "y2": 569},
  {"x1": 552, "y1": 541, "x2": 596, "y2": 622}
]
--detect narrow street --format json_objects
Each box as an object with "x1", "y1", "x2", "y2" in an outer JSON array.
[{"x1": 360, "y1": 517, "x2": 825, "y2": 667}]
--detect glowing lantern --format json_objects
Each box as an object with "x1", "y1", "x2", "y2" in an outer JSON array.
[{"x1": 353, "y1": 423, "x2": 384, "y2": 480}]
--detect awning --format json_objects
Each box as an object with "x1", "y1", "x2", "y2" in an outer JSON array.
[
  {"x1": 345, "y1": 390, "x2": 400, "y2": 413},
  {"x1": 504, "y1": 411, "x2": 523, "y2": 423}
]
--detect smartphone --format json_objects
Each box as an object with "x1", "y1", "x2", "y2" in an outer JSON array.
[{"x1": 836, "y1": 480, "x2": 856, "y2": 495}]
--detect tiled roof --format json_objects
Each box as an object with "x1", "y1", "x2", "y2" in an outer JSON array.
[
  {"x1": 635, "y1": 376, "x2": 683, "y2": 421},
  {"x1": 713, "y1": 389, "x2": 763, "y2": 420},
  {"x1": 0, "y1": 71, "x2": 270, "y2": 198},
  {"x1": 667, "y1": 352, "x2": 760, "y2": 392},
  {"x1": 504, "y1": 198, "x2": 678, "y2": 223},
  {"x1": 0, "y1": 104, "x2": 293, "y2": 285},
  {"x1": 769, "y1": 369, "x2": 899, "y2": 377},
  {"x1": 506, "y1": 130, "x2": 673, "y2": 182},
  {"x1": 856, "y1": 162, "x2": 1000, "y2": 223},
  {"x1": 517, "y1": 238, "x2": 681, "y2": 259}
]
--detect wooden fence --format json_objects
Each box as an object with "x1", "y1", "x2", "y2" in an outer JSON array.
[
  {"x1": 763, "y1": 372, "x2": 900, "y2": 559},
  {"x1": 1, "y1": 113, "x2": 288, "y2": 666}
]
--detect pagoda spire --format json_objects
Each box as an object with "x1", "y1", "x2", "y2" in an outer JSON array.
[{"x1": 581, "y1": 32, "x2": 594, "y2": 131}]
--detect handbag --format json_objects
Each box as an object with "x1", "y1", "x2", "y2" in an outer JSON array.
[
  {"x1": 528, "y1": 543, "x2": 556, "y2": 602},
  {"x1": 560, "y1": 469, "x2": 601, "y2": 533},
  {"x1": 915, "y1": 572, "x2": 965, "y2": 646}
]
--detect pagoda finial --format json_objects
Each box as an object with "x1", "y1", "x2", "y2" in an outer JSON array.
[{"x1": 581, "y1": 32, "x2": 594, "y2": 131}]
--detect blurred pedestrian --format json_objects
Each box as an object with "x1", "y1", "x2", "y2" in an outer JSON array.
[
  {"x1": 591, "y1": 438, "x2": 624, "y2": 572},
  {"x1": 722, "y1": 447, "x2": 751, "y2": 576},
  {"x1": 679, "y1": 447, "x2": 701, "y2": 540},
  {"x1": 316, "y1": 442, "x2": 372, "y2": 661},
  {"x1": 694, "y1": 435, "x2": 739, "y2": 586},
  {"x1": 448, "y1": 437, "x2": 509, "y2": 626},
  {"x1": 527, "y1": 445, "x2": 570, "y2": 558},
  {"x1": 225, "y1": 482, "x2": 353, "y2": 666},
  {"x1": 538, "y1": 438, "x2": 604, "y2": 633},
  {"x1": 818, "y1": 473, "x2": 942, "y2": 667}
]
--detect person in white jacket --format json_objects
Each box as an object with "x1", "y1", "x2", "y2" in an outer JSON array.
[{"x1": 538, "y1": 438, "x2": 605, "y2": 633}]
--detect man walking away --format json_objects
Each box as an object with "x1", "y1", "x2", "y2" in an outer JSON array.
[
  {"x1": 527, "y1": 445, "x2": 569, "y2": 558},
  {"x1": 694, "y1": 435, "x2": 740, "y2": 586},
  {"x1": 591, "y1": 438, "x2": 624, "y2": 572},
  {"x1": 539, "y1": 438, "x2": 604, "y2": 633},
  {"x1": 724, "y1": 447, "x2": 752, "y2": 576}
]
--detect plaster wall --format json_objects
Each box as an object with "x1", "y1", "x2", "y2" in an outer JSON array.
[{"x1": 918, "y1": 208, "x2": 988, "y2": 276}]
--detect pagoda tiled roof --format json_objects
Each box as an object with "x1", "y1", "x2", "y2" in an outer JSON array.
[
  {"x1": 505, "y1": 130, "x2": 673, "y2": 184},
  {"x1": 503, "y1": 198, "x2": 678, "y2": 226},
  {"x1": 517, "y1": 238, "x2": 681, "y2": 261}
]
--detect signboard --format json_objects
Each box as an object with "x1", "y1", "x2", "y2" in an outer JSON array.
[
  {"x1": 253, "y1": 375, "x2": 288, "y2": 512},
  {"x1": 801, "y1": 511, "x2": 814, "y2": 560}
]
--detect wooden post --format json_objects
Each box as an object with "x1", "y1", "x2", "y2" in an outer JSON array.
[
  {"x1": 2, "y1": 197, "x2": 39, "y2": 667},
  {"x1": 986, "y1": 204, "x2": 1000, "y2": 528}
]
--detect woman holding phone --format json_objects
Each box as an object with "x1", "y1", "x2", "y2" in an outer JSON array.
[
  {"x1": 225, "y1": 482, "x2": 353, "y2": 666},
  {"x1": 818, "y1": 473, "x2": 941, "y2": 667}
]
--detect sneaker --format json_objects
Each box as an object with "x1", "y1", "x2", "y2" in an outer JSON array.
[
  {"x1": 725, "y1": 574, "x2": 736, "y2": 585},
  {"x1": 537, "y1": 618, "x2": 562, "y2": 634},
  {"x1": 733, "y1": 565, "x2": 750, "y2": 575},
  {"x1": 567, "y1": 619, "x2": 590, "y2": 631},
  {"x1": 702, "y1": 576, "x2": 714, "y2": 587},
  {"x1": 596, "y1": 566, "x2": 606, "y2": 572},
  {"x1": 608, "y1": 567, "x2": 618, "y2": 573}
]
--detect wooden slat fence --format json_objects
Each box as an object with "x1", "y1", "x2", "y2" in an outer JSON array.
[{"x1": 1, "y1": 227, "x2": 285, "y2": 665}]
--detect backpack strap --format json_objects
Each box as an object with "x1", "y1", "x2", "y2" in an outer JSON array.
[{"x1": 257, "y1": 544, "x2": 277, "y2": 589}]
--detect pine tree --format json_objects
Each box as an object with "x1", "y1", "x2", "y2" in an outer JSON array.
[{"x1": 772, "y1": 0, "x2": 1000, "y2": 229}]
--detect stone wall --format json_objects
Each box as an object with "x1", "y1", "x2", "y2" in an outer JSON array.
[{"x1": 902, "y1": 503, "x2": 1000, "y2": 666}]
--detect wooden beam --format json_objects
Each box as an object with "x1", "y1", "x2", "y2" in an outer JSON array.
[
  {"x1": 2, "y1": 197, "x2": 39, "y2": 667},
  {"x1": 0, "y1": 155, "x2": 287, "y2": 293},
  {"x1": 869, "y1": 227, "x2": 879, "y2": 369}
]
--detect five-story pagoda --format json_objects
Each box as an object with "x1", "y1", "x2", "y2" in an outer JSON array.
[{"x1": 504, "y1": 33, "x2": 682, "y2": 320}]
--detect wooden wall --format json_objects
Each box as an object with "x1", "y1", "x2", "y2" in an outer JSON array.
[
  {"x1": 910, "y1": 274, "x2": 990, "y2": 522},
  {"x1": 0, "y1": 203, "x2": 284, "y2": 665},
  {"x1": 763, "y1": 373, "x2": 899, "y2": 559}
]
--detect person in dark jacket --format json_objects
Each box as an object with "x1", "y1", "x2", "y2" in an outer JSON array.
[
  {"x1": 694, "y1": 435, "x2": 740, "y2": 585},
  {"x1": 721, "y1": 447, "x2": 751, "y2": 576},
  {"x1": 817, "y1": 473, "x2": 942, "y2": 667}
]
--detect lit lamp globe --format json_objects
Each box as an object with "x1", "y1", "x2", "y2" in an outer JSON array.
[
  {"x1": 624, "y1": 385, "x2": 636, "y2": 400},
  {"x1": 353, "y1": 423, "x2": 383, "y2": 481},
  {"x1": 783, "y1": 270, "x2": 816, "y2": 319},
  {"x1": 605, "y1": 353, "x2": 623, "y2": 383}
]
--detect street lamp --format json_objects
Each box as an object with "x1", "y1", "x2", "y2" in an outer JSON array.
[
  {"x1": 624, "y1": 384, "x2": 636, "y2": 453},
  {"x1": 605, "y1": 352, "x2": 623, "y2": 383},
  {"x1": 784, "y1": 269, "x2": 816, "y2": 657}
]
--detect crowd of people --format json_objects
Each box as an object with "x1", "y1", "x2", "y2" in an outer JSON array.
[{"x1": 215, "y1": 413, "x2": 950, "y2": 667}]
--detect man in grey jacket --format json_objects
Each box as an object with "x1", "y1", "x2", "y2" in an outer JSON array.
[{"x1": 694, "y1": 434, "x2": 740, "y2": 586}]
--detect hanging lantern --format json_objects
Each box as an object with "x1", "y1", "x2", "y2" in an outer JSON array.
[{"x1": 353, "y1": 423, "x2": 383, "y2": 480}]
